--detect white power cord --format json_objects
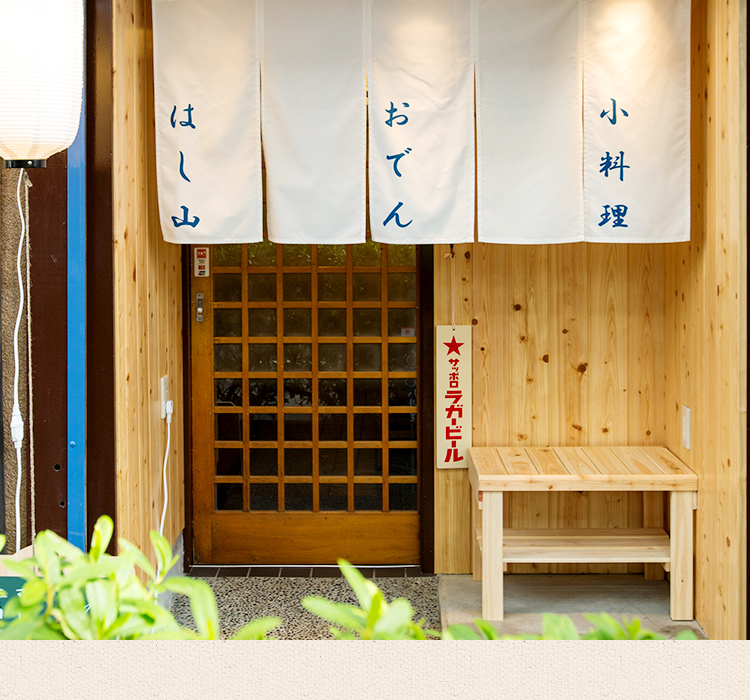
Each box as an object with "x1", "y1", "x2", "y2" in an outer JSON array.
[
  {"x1": 156, "y1": 398, "x2": 174, "y2": 581},
  {"x1": 11, "y1": 169, "x2": 26, "y2": 554},
  {"x1": 158, "y1": 398, "x2": 174, "y2": 539}
]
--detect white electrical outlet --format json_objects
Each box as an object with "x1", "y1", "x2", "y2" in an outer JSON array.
[
  {"x1": 681, "y1": 405, "x2": 691, "y2": 450},
  {"x1": 161, "y1": 376, "x2": 169, "y2": 420}
]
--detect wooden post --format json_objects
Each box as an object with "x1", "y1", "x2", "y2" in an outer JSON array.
[
  {"x1": 481, "y1": 490, "x2": 504, "y2": 620},
  {"x1": 670, "y1": 490, "x2": 694, "y2": 620},
  {"x1": 471, "y1": 485, "x2": 481, "y2": 581}
]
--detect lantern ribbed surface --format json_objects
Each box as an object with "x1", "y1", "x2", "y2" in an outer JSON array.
[{"x1": 0, "y1": 0, "x2": 83, "y2": 162}]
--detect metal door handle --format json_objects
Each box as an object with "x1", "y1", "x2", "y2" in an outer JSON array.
[{"x1": 196, "y1": 293, "x2": 204, "y2": 322}]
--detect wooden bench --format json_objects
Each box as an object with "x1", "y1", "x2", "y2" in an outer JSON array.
[{"x1": 467, "y1": 446, "x2": 698, "y2": 621}]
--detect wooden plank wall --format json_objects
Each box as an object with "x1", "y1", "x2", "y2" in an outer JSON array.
[
  {"x1": 112, "y1": 0, "x2": 185, "y2": 570},
  {"x1": 663, "y1": 0, "x2": 746, "y2": 641},
  {"x1": 435, "y1": 243, "x2": 664, "y2": 576},
  {"x1": 435, "y1": 0, "x2": 747, "y2": 640}
]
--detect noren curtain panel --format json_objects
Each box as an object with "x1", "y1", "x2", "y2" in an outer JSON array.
[{"x1": 152, "y1": 0, "x2": 690, "y2": 246}]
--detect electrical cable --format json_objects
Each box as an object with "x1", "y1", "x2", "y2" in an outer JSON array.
[
  {"x1": 156, "y1": 398, "x2": 174, "y2": 581},
  {"x1": 11, "y1": 169, "x2": 26, "y2": 554},
  {"x1": 159, "y1": 399, "x2": 173, "y2": 539}
]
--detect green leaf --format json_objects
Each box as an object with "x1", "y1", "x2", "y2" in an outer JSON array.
[
  {"x1": 337, "y1": 559, "x2": 374, "y2": 610},
  {"x1": 42, "y1": 530, "x2": 84, "y2": 563},
  {"x1": 149, "y1": 530, "x2": 176, "y2": 578},
  {"x1": 0, "y1": 534, "x2": 6, "y2": 554},
  {"x1": 442, "y1": 623, "x2": 482, "y2": 640},
  {"x1": 85, "y1": 579, "x2": 118, "y2": 630},
  {"x1": 674, "y1": 630, "x2": 698, "y2": 640},
  {"x1": 0, "y1": 616, "x2": 46, "y2": 640},
  {"x1": 329, "y1": 628, "x2": 357, "y2": 640},
  {"x1": 408, "y1": 623, "x2": 428, "y2": 640},
  {"x1": 541, "y1": 614, "x2": 581, "y2": 640},
  {"x1": 43, "y1": 551, "x2": 62, "y2": 588},
  {"x1": 1, "y1": 558, "x2": 38, "y2": 579},
  {"x1": 117, "y1": 539, "x2": 156, "y2": 579},
  {"x1": 372, "y1": 598, "x2": 415, "y2": 639},
  {"x1": 27, "y1": 625, "x2": 67, "y2": 640},
  {"x1": 301, "y1": 596, "x2": 366, "y2": 632},
  {"x1": 474, "y1": 618, "x2": 502, "y2": 640},
  {"x1": 582, "y1": 613, "x2": 632, "y2": 640},
  {"x1": 232, "y1": 616, "x2": 283, "y2": 640},
  {"x1": 89, "y1": 516, "x2": 114, "y2": 562},
  {"x1": 2, "y1": 596, "x2": 27, "y2": 619},
  {"x1": 57, "y1": 588, "x2": 94, "y2": 640},
  {"x1": 32, "y1": 534, "x2": 54, "y2": 571},
  {"x1": 148, "y1": 629, "x2": 199, "y2": 640},
  {"x1": 55, "y1": 559, "x2": 121, "y2": 588},
  {"x1": 365, "y1": 589, "x2": 385, "y2": 630},
  {"x1": 19, "y1": 578, "x2": 47, "y2": 608},
  {"x1": 162, "y1": 577, "x2": 220, "y2": 640}
]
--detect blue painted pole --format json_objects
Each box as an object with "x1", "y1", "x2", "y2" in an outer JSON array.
[{"x1": 67, "y1": 98, "x2": 87, "y2": 550}]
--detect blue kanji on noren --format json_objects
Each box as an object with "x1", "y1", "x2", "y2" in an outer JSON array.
[
  {"x1": 171, "y1": 205, "x2": 200, "y2": 228},
  {"x1": 599, "y1": 150, "x2": 630, "y2": 181},
  {"x1": 599, "y1": 98, "x2": 629, "y2": 125},
  {"x1": 598, "y1": 204, "x2": 629, "y2": 228}
]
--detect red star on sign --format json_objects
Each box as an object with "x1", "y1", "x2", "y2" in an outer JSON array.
[{"x1": 444, "y1": 336, "x2": 464, "y2": 356}]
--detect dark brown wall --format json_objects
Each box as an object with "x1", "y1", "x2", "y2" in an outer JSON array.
[
  {"x1": 85, "y1": 0, "x2": 116, "y2": 548},
  {"x1": 29, "y1": 154, "x2": 69, "y2": 539}
]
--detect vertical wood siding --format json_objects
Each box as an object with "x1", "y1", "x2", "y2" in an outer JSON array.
[
  {"x1": 663, "y1": 0, "x2": 746, "y2": 640},
  {"x1": 435, "y1": 0, "x2": 746, "y2": 639},
  {"x1": 435, "y1": 243, "x2": 666, "y2": 576},
  {"x1": 113, "y1": 0, "x2": 184, "y2": 570}
]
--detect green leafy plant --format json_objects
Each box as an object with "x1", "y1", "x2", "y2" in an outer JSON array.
[
  {"x1": 443, "y1": 612, "x2": 698, "y2": 640},
  {"x1": 0, "y1": 517, "x2": 280, "y2": 640},
  {"x1": 303, "y1": 560, "x2": 697, "y2": 641},
  {"x1": 301, "y1": 559, "x2": 439, "y2": 640},
  {"x1": 0, "y1": 525, "x2": 699, "y2": 641}
]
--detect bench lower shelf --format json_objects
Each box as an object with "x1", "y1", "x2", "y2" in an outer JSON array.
[{"x1": 476, "y1": 528, "x2": 671, "y2": 568}]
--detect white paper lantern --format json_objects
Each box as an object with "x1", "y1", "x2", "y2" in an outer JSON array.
[{"x1": 0, "y1": 0, "x2": 83, "y2": 167}]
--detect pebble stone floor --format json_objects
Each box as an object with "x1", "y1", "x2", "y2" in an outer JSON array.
[{"x1": 171, "y1": 566, "x2": 441, "y2": 640}]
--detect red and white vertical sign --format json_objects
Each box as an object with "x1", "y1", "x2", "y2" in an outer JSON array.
[{"x1": 436, "y1": 325, "x2": 472, "y2": 469}]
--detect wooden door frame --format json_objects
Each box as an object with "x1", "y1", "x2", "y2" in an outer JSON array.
[
  {"x1": 418, "y1": 245, "x2": 435, "y2": 573},
  {"x1": 181, "y1": 244, "x2": 436, "y2": 572}
]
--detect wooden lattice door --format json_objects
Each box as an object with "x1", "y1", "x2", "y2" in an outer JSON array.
[{"x1": 190, "y1": 240, "x2": 421, "y2": 564}]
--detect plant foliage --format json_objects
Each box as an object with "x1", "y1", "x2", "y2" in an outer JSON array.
[
  {"x1": 0, "y1": 528, "x2": 697, "y2": 641},
  {"x1": 0, "y1": 518, "x2": 280, "y2": 640},
  {"x1": 442, "y1": 612, "x2": 698, "y2": 640},
  {"x1": 301, "y1": 559, "x2": 439, "y2": 639}
]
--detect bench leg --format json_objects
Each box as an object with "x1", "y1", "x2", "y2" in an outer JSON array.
[
  {"x1": 472, "y1": 485, "x2": 482, "y2": 582},
  {"x1": 670, "y1": 491, "x2": 694, "y2": 620},
  {"x1": 643, "y1": 492, "x2": 665, "y2": 580},
  {"x1": 481, "y1": 491, "x2": 504, "y2": 621}
]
